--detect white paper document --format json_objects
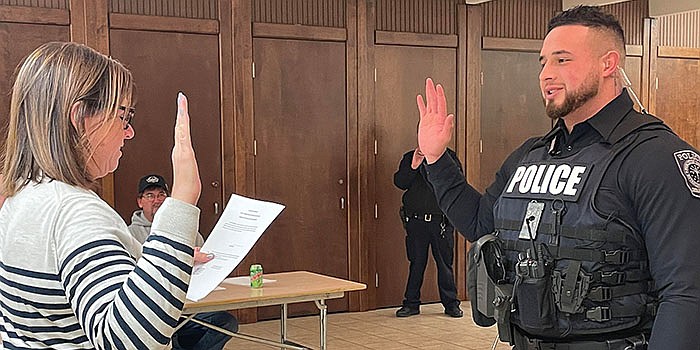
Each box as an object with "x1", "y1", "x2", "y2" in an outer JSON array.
[{"x1": 186, "y1": 194, "x2": 285, "y2": 301}]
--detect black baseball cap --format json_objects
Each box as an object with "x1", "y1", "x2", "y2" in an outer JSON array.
[{"x1": 137, "y1": 174, "x2": 169, "y2": 194}]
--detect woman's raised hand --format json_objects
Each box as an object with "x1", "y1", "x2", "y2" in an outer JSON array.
[{"x1": 170, "y1": 92, "x2": 201, "y2": 205}]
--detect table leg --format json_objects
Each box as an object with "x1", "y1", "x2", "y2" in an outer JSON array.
[
  {"x1": 314, "y1": 299, "x2": 328, "y2": 350},
  {"x1": 173, "y1": 314, "x2": 196, "y2": 333},
  {"x1": 281, "y1": 303, "x2": 289, "y2": 349},
  {"x1": 190, "y1": 317, "x2": 307, "y2": 349}
]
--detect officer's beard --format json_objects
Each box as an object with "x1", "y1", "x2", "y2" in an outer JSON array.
[{"x1": 545, "y1": 70, "x2": 599, "y2": 120}]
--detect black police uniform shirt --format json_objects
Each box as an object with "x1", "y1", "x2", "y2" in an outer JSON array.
[
  {"x1": 394, "y1": 148, "x2": 461, "y2": 215},
  {"x1": 424, "y1": 92, "x2": 700, "y2": 350}
]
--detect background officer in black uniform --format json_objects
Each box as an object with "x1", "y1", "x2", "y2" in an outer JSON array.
[
  {"x1": 415, "y1": 5, "x2": 700, "y2": 350},
  {"x1": 393, "y1": 146, "x2": 463, "y2": 318}
]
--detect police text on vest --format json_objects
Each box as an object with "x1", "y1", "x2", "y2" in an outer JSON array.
[{"x1": 504, "y1": 163, "x2": 589, "y2": 201}]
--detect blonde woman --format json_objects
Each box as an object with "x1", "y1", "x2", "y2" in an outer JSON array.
[{"x1": 0, "y1": 42, "x2": 201, "y2": 349}]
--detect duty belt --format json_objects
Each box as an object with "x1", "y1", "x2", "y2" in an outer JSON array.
[
  {"x1": 406, "y1": 213, "x2": 445, "y2": 223},
  {"x1": 513, "y1": 330, "x2": 648, "y2": 350}
]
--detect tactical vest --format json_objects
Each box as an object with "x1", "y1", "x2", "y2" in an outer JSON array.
[{"x1": 491, "y1": 112, "x2": 664, "y2": 340}]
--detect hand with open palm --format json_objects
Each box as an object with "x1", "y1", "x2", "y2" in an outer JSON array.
[
  {"x1": 417, "y1": 78, "x2": 454, "y2": 164},
  {"x1": 170, "y1": 92, "x2": 201, "y2": 206}
]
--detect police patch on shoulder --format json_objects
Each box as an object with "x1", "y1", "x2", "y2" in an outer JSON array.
[{"x1": 674, "y1": 150, "x2": 700, "y2": 198}]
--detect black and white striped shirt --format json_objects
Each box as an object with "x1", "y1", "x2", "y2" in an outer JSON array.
[{"x1": 0, "y1": 180, "x2": 199, "y2": 349}]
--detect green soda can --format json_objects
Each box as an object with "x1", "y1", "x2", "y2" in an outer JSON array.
[{"x1": 250, "y1": 264, "x2": 263, "y2": 288}]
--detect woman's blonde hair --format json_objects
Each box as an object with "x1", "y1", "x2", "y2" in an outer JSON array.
[{"x1": 1, "y1": 41, "x2": 134, "y2": 196}]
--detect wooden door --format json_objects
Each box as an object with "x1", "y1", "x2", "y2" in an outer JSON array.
[
  {"x1": 374, "y1": 45, "x2": 457, "y2": 309},
  {"x1": 654, "y1": 54, "x2": 700, "y2": 148},
  {"x1": 109, "y1": 30, "x2": 223, "y2": 236},
  {"x1": 252, "y1": 38, "x2": 348, "y2": 318},
  {"x1": 0, "y1": 23, "x2": 70, "y2": 141},
  {"x1": 480, "y1": 50, "x2": 551, "y2": 191}
]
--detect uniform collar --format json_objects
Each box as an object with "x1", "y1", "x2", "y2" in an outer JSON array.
[
  {"x1": 582, "y1": 89, "x2": 635, "y2": 143},
  {"x1": 529, "y1": 119, "x2": 564, "y2": 155}
]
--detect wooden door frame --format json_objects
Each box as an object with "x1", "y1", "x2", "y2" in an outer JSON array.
[
  {"x1": 230, "y1": 0, "x2": 256, "y2": 324},
  {"x1": 642, "y1": 17, "x2": 655, "y2": 113},
  {"x1": 69, "y1": 0, "x2": 113, "y2": 202},
  {"x1": 461, "y1": 4, "x2": 481, "y2": 301},
  {"x1": 346, "y1": 0, "x2": 363, "y2": 314},
  {"x1": 357, "y1": 0, "x2": 376, "y2": 311}
]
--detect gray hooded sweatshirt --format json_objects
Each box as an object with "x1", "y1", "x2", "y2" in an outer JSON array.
[{"x1": 129, "y1": 209, "x2": 204, "y2": 246}]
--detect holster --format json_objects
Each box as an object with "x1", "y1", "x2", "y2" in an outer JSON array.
[
  {"x1": 494, "y1": 284, "x2": 514, "y2": 343},
  {"x1": 399, "y1": 206, "x2": 408, "y2": 228},
  {"x1": 468, "y1": 234, "x2": 508, "y2": 328}
]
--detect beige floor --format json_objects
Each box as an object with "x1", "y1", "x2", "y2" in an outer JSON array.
[{"x1": 223, "y1": 302, "x2": 512, "y2": 349}]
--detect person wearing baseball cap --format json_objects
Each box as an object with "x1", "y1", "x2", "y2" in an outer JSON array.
[{"x1": 129, "y1": 174, "x2": 173, "y2": 243}]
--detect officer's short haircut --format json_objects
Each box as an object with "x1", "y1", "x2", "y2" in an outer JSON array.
[{"x1": 547, "y1": 5, "x2": 626, "y2": 56}]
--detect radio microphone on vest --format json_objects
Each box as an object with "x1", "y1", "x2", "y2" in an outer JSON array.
[
  {"x1": 525, "y1": 216, "x2": 539, "y2": 260},
  {"x1": 517, "y1": 214, "x2": 546, "y2": 280}
]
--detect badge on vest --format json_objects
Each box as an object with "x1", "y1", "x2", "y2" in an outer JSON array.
[
  {"x1": 503, "y1": 162, "x2": 591, "y2": 202},
  {"x1": 674, "y1": 150, "x2": 700, "y2": 198},
  {"x1": 519, "y1": 200, "x2": 544, "y2": 240}
]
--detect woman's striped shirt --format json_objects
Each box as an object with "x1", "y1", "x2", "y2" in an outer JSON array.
[{"x1": 0, "y1": 180, "x2": 199, "y2": 349}]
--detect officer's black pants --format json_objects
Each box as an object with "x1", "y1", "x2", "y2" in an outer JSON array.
[{"x1": 402, "y1": 218, "x2": 459, "y2": 309}]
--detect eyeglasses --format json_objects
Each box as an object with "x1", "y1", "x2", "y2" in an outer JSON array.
[
  {"x1": 141, "y1": 192, "x2": 167, "y2": 201},
  {"x1": 118, "y1": 105, "x2": 135, "y2": 130},
  {"x1": 79, "y1": 98, "x2": 135, "y2": 130}
]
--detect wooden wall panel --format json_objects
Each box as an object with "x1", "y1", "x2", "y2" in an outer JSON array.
[
  {"x1": 110, "y1": 0, "x2": 218, "y2": 19},
  {"x1": 376, "y1": 0, "x2": 456, "y2": 34},
  {"x1": 657, "y1": 10, "x2": 700, "y2": 48},
  {"x1": 109, "y1": 29, "x2": 223, "y2": 236},
  {"x1": 0, "y1": 4, "x2": 69, "y2": 25},
  {"x1": 480, "y1": 50, "x2": 551, "y2": 192},
  {"x1": 600, "y1": 0, "x2": 647, "y2": 46},
  {"x1": 465, "y1": 4, "x2": 482, "y2": 202},
  {"x1": 481, "y1": 0, "x2": 560, "y2": 39},
  {"x1": 253, "y1": 0, "x2": 345, "y2": 27},
  {"x1": 0, "y1": 22, "x2": 70, "y2": 152},
  {"x1": 0, "y1": 0, "x2": 67, "y2": 8},
  {"x1": 357, "y1": 0, "x2": 376, "y2": 312},
  {"x1": 252, "y1": 38, "x2": 349, "y2": 317},
  {"x1": 481, "y1": 0, "x2": 645, "y2": 44},
  {"x1": 655, "y1": 57, "x2": 700, "y2": 148}
]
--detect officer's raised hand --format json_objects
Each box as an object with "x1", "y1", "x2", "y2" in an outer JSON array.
[{"x1": 417, "y1": 78, "x2": 454, "y2": 164}]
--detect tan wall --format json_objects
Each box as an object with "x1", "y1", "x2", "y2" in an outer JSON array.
[
  {"x1": 650, "y1": 0, "x2": 700, "y2": 16},
  {"x1": 563, "y1": 0, "x2": 631, "y2": 9},
  {"x1": 561, "y1": 0, "x2": 699, "y2": 16}
]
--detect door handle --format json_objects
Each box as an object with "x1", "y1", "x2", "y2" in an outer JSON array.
[
  {"x1": 340, "y1": 197, "x2": 345, "y2": 210},
  {"x1": 214, "y1": 202, "x2": 219, "y2": 215}
]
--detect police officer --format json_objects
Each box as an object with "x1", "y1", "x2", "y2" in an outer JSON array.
[
  {"x1": 417, "y1": 5, "x2": 700, "y2": 350},
  {"x1": 394, "y1": 146, "x2": 463, "y2": 318}
]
